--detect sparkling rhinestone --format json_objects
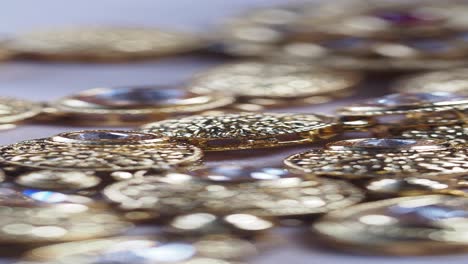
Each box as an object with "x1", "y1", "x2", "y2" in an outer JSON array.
[{"x1": 74, "y1": 87, "x2": 191, "y2": 108}]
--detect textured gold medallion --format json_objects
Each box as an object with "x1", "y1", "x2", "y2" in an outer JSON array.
[
  {"x1": 338, "y1": 92, "x2": 467, "y2": 129},
  {"x1": 5, "y1": 27, "x2": 206, "y2": 61},
  {"x1": 48, "y1": 86, "x2": 234, "y2": 126},
  {"x1": 141, "y1": 112, "x2": 341, "y2": 151},
  {"x1": 103, "y1": 172, "x2": 364, "y2": 217},
  {"x1": 285, "y1": 138, "x2": 468, "y2": 179},
  {"x1": 392, "y1": 124, "x2": 467, "y2": 146},
  {"x1": 0, "y1": 130, "x2": 203, "y2": 172}
]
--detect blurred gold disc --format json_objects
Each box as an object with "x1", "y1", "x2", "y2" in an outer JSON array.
[
  {"x1": 0, "y1": 97, "x2": 43, "y2": 124},
  {"x1": 24, "y1": 235, "x2": 254, "y2": 263},
  {"x1": 188, "y1": 61, "x2": 360, "y2": 107},
  {"x1": 103, "y1": 172, "x2": 364, "y2": 217},
  {"x1": 48, "y1": 86, "x2": 235, "y2": 126},
  {"x1": 0, "y1": 203, "x2": 131, "y2": 244},
  {"x1": 313, "y1": 195, "x2": 468, "y2": 255},
  {"x1": 394, "y1": 68, "x2": 468, "y2": 94},
  {"x1": 5, "y1": 27, "x2": 206, "y2": 61}
]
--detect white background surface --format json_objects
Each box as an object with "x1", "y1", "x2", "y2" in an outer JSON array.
[{"x1": 1, "y1": 1, "x2": 468, "y2": 263}]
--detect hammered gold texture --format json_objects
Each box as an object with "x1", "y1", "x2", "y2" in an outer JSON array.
[
  {"x1": 0, "y1": 139, "x2": 203, "y2": 171},
  {"x1": 6, "y1": 27, "x2": 205, "y2": 61},
  {"x1": 0, "y1": 204, "x2": 131, "y2": 244},
  {"x1": 103, "y1": 175, "x2": 364, "y2": 217},
  {"x1": 397, "y1": 125, "x2": 468, "y2": 146},
  {"x1": 141, "y1": 112, "x2": 340, "y2": 150},
  {"x1": 189, "y1": 61, "x2": 360, "y2": 99},
  {"x1": 284, "y1": 146, "x2": 468, "y2": 179},
  {"x1": 0, "y1": 97, "x2": 43, "y2": 124}
]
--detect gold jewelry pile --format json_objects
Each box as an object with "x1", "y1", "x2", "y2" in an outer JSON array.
[{"x1": 1, "y1": 1, "x2": 468, "y2": 263}]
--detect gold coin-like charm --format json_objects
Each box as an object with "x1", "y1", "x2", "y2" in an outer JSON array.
[
  {"x1": 23, "y1": 236, "x2": 255, "y2": 263},
  {"x1": 141, "y1": 112, "x2": 341, "y2": 151},
  {"x1": 394, "y1": 68, "x2": 468, "y2": 95},
  {"x1": 338, "y1": 92, "x2": 467, "y2": 129},
  {"x1": 103, "y1": 172, "x2": 363, "y2": 217},
  {"x1": 48, "y1": 86, "x2": 235, "y2": 126},
  {"x1": 5, "y1": 27, "x2": 206, "y2": 61},
  {"x1": 313, "y1": 195, "x2": 468, "y2": 255},
  {"x1": 0, "y1": 203, "x2": 131, "y2": 244},
  {"x1": 0, "y1": 130, "x2": 203, "y2": 172},
  {"x1": 188, "y1": 61, "x2": 360, "y2": 108},
  {"x1": 284, "y1": 138, "x2": 468, "y2": 179},
  {"x1": 0, "y1": 97, "x2": 43, "y2": 125}
]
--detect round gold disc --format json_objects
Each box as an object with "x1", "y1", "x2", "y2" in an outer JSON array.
[
  {"x1": 5, "y1": 27, "x2": 206, "y2": 61},
  {"x1": 0, "y1": 97, "x2": 43, "y2": 124},
  {"x1": 189, "y1": 61, "x2": 360, "y2": 100},
  {"x1": 394, "y1": 68, "x2": 468, "y2": 95},
  {"x1": 140, "y1": 112, "x2": 341, "y2": 151},
  {"x1": 48, "y1": 86, "x2": 235, "y2": 126},
  {"x1": 103, "y1": 172, "x2": 364, "y2": 217},
  {"x1": 0, "y1": 203, "x2": 131, "y2": 244},
  {"x1": 24, "y1": 235, "x2": 255, "y2": 263},
  {"x1": 0, "y1": 130, "x2": 203, "y2": 172},
  {"x1": 313, "y1": 195, "x2": 468, "y2": 255},
  {"x1": 284, "y1": 138, "x2": 468, "y2": 179}
]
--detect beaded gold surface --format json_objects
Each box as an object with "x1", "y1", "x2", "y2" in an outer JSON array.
[
  {"x1": 141, "y1": 112, "x2": 341, "y2": 151},
  {"x1": 284, "y1": 138, "x2": 468, "y2": 179},
  {"x1": 0, "y1": 131, "x2": 203, "y2": 172},
  {"x1": 395, "y1": 124, "x2": 467, "y2": 146}
]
